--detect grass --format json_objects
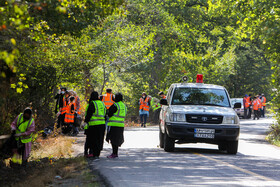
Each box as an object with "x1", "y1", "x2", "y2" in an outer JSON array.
[
  {"x1": 0, "y1": 134, "x2": 102, "y2": 187},
  {"x1": 30, "y1": 135, "x2": 74, "y2": 160},
  {"x1": 266, "y1": 122, "x2": 280, "y2": 147}
]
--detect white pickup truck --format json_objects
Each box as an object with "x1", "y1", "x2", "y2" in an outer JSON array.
[{"x1": 159, "y1": 75, "x2": 240, "y2": 154}]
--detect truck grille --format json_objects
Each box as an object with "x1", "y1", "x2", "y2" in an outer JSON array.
[{"x1": 186, "y1": 114, "x2": 223, "y2": 124}]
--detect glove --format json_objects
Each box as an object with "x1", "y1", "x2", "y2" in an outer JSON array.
[
  {"x1": 56, "y1": 111, "x2": 61, "y2": 117},
  {"x1": 81, "y1": 122, "x2": 88, "y2": 129}
]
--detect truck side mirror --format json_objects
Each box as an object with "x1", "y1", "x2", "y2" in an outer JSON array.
[
  {"x1": 233, "y1": 102, "x2": 242, "y2": 108},
  {"x1": 160, "y1": 99, "x2": 168, "y2": 105}
]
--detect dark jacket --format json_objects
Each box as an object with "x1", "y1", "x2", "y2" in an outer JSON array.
[
  {"x1": 84, "y1": 92, "x2": 99, "y2": 123},
  {"x1": 55, "y1": 94, "x2": 64, "y2": 113}
]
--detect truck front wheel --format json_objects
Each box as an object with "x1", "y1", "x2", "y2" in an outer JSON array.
[
  {"x1": 227, "y1": 140, "x2": 238, "y2": 154},
  {"x1": 164, "y1": 129, "x2": 175, "y2": 152}
]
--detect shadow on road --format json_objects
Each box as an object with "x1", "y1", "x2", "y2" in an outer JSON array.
[{"x1": 90, "y1": 147, "x2": 280, "y2": 186}]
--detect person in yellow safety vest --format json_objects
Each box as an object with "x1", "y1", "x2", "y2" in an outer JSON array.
[
  {"x1": 252, "y1": 97, "x2": 260, "y2": 120},
  {"x1": 10, "y1": 108, "x2": 35, "y2": 165},
  {"x1": 106, "y1": 93, "x2": 127, "y2": 159},
  {"x1": 151, "y1": 97, "x2": 161, "y2": 124},
  {"x1": 139, "y1": 92, "x2": 151, "y2": 127},
  {"x1": 84, "y1": 91, "x2": 106, "y2": 159},
  {"x1": 101, "y1": 88, "x2": 115, "y2": 110},
  {"x1": 261, "y1": 93, "x2": 266, "y2": 118},
  {"x1": 243, "y1": 94, "x2": 250, "y2": 119}
]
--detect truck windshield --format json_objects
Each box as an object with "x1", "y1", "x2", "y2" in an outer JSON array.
[{"x1": 171, "y1": 87, "x2": 230, "y2": 107}]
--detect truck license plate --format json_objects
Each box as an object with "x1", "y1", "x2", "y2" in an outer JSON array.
[{"x1": 194, "y1": 128, "x2": 215, "y2": 139}]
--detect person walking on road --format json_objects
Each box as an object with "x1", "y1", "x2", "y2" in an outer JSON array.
[
  {"x1": 252, "y1": 97, "x2": 260, "y2": 120},
  {"x1": 261, "y1": 93, "x2": 266, "y2": 118},
  {"x1": 10, "y1": 108, "x2": 35, "y2": 165},
  {"x1": 139, "y1": 92, "x2": 150, "y2": 127},
  {"x1": 106, "y1": 93, "x2": 127, "y2": 159},
  {"x1": 84, "y1": 91, "x2": 106, "y2": 159}
]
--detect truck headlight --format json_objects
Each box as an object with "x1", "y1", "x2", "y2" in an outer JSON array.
[
  {"x1": 170, "y1": 113, "x2": 186, "y2": 122},
  {"x1": 223, "y1": 115, "x2": 239, "y2": 124}
]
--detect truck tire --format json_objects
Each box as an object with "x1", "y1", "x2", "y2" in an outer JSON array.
[
  {"x1": 159, "y1": 127, "x2": 164, "y2": 148},
  {"x1": 164, "y1": 129, "x2": 175, "y2": 152},
  {"x1": 218, "y1": 143, "x2": 227, "y2": 151},
  {"x1": 227, "y1": 140, "x2": 238, "y2": 154}
]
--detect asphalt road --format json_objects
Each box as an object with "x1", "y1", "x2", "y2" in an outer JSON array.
[{"x1": 84, "y1": 118, "x2": 280, "y2": 187}]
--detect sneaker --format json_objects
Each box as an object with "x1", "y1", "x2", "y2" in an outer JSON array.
[
  {"x1": 87, "y1": 154, "x2": 94, "y2": 158},
  {"x1": 107, "y1": 154, "x2": 118, "y2": 159}
]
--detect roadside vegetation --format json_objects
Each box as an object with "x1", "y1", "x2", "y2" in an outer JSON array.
[
  {"x1": 1, "y1": 1, "x2": 279, "y2": 141},
  {"x1": 0, "y1": 135, "x2": 102, "y2": 187}
]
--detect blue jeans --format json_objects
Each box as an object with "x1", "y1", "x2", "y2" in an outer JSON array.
[{"x1": 140, "y1": 114, "x2": 147, "y2": 124}]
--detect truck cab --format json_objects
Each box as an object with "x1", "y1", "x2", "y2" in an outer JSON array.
[{"x1": 159, "y1": 75, "x2": 240, "y2": 154}]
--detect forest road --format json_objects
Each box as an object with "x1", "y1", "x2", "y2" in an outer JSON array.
[{"x1": 74, "y1": 118, "x2": 280, "y2": 187}]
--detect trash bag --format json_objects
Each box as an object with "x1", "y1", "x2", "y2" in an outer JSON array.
[{"x1": 42, "y1": 125, "x2": 54, "y2": 138}]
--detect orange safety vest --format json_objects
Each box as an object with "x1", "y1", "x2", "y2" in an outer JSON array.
[
  {"x1": 139, "y1": 97, "x2": 150, "y2": 111},
  {"x1": 244, "y1": 97, "x2": 250, "y2": 108},
  {"x1": 61, "y1": 96, "x2": 68, "y2": 114},
  {"x1": 65, "y1": 102, "x2": 75, "y2": 123},
  {"x1": 252, "y1": 100, "x2": 259, "y2": 110},
  {"x1": 262, "y1": 97, "x2": 266, "y2": 106},
  {"x1": 257, "y1": 98, "x2": 262, "y2": 109},
  {"x1": 163, "y1": 95, "x2": 167, "y2": 99},
  {"x1": 75, "y1": 96, "x2": 81, "y2": 115},
  {"x1": 102, "y1": 93, "x2": 115, "y2": 109}
]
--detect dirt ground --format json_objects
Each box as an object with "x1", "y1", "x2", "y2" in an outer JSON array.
[{"x1": 0, "y1": 134, "x2": 105, "y2": 187}]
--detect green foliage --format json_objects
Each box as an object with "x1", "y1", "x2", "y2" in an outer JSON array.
[{"x1": 1, "y1": 0, "x2": 279, "y2": 136}]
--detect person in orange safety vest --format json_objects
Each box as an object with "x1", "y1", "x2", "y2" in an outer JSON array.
[
  {"x1": 257, "y1": 94, "x2": 262, "y2": 118},
  {"x1": 243, "y1": 94, "x2": 250, "y2": 119},
  {"x1": 252, "y1": 96, "x2": 260, "y2": 120},
  {"x1": 139, "y1": 92, "x2": 151, "y2": 127},
  {"x1": 102, "y1": 88, "x2": 115, "y2": 110},
  {"x1": 261, "y1": 93, "x2": 266, "y2": 118},
  {"x1": 64, "y1": 96, "x2": 75, "y2": 124},
  {"x1": 158, "y1": 91, "x2": 167, "y2": 99}
]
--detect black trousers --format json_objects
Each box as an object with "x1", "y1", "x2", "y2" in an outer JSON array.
[
  {"x1": 140, "y1": 114, "x2": 147, "y2": 124},
  {"x1": 244, "y1": 108, "x2": 248, "y2": 119},
  {"x1": 261, "y1": 106, "x2": 265, "y2": 117},
  {"x1": 57, "y1": 113, "x2": 65, "y2": 128},
  {"x1": 86, "y1": 125, "x2": 105, "y2": 157},
  {"x1": 248, "y1": 108, "x2": 252, "y2": 118},
  {"x1": 253, "y1": 110, "x2": 259, "y2": 119}
]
